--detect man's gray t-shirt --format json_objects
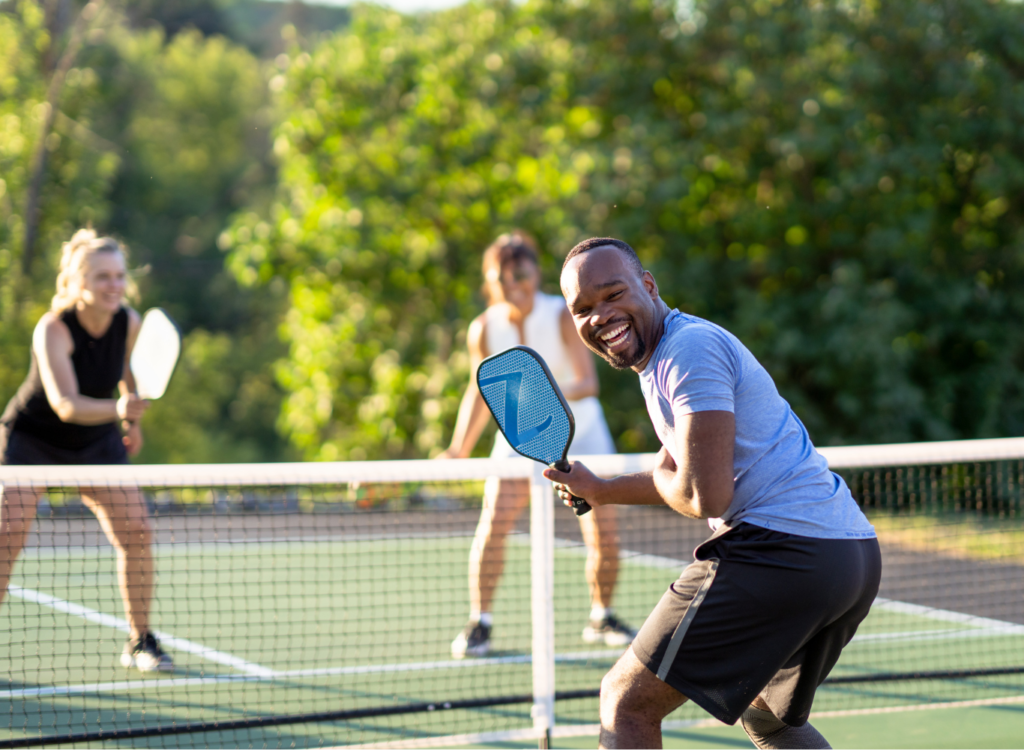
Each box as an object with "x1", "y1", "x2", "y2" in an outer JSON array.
[{"x1": 639, "y1": 309, "x2": 875, "y2": 540}]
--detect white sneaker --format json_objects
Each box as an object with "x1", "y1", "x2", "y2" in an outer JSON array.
[
  {"x1": 121, "y1": 632, "x2": 175, "y2": 672},
  {"x1": 582, "y1": 614, "x2": 636, "y2": 647},
  {"x1": 451, "y1": 620, "x2": 492, "y2": 659}
]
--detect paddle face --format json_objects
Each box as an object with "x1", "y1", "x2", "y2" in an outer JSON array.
[
  {"x1": 477, "y1": 346, "x2": 591, "y2": 515},
  {"x1": 130, "y1": 308, "x2": 181, "y2": 400}
]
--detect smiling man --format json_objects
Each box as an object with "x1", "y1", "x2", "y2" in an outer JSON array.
[{"x1": 544, "y1": 238, "x2": 881, "y2": 750}]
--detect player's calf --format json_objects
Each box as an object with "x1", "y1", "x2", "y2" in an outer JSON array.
[{"x1": 741, "y1": 706, "x2": 831, "y2": 750}]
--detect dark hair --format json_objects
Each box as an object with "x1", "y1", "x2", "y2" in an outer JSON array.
[
  {"x1": 481, "y1": 230, "x2": 540, "y2": 303},
  {"x1": 562, "y1": 237, "x2": 644, "y2": 278}
]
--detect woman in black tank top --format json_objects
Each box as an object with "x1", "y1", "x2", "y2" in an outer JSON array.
[{"x1": 0, "y1": 229, "x2": 173, "y2": 672}]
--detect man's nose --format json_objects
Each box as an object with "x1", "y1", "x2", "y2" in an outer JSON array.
[{"x1": 588, "y1": 303, "x2": 612, "y2": 328}]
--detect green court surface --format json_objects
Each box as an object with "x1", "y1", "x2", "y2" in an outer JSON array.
[
  {"x1": 459, "y1": 702, "x2": 1024, "y2": 748},
  {"x1": 3, "y1": 530, "x2": 1023, "y2": 748}
]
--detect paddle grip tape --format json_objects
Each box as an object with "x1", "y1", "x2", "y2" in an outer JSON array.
[{"x1": 551, "y1": 459, "x2": 591, "y2": 516}]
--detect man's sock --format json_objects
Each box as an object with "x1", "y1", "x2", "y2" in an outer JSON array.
[{"x1": 740, "y1": 706, "x2": 831, "y2": 750}]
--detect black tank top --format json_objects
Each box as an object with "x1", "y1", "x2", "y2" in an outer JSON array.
[{"x1": 1, "y1": 307, "x2": 128, "y2": 450}]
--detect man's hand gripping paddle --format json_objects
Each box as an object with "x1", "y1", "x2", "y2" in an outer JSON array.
[
  {"x1": 476, "y1": 345, "x2": 592, "y2": 515},
  {"x1": 130, "y1": 308, "x2": 182, "y2": 400}
]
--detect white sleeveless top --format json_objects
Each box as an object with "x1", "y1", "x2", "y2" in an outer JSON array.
[{"x1": 484, "y1": 292, "x2": 615, "y2": 458}]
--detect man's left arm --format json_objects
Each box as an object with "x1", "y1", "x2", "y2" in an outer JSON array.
[{"x1": 653, "y1": 410, "x2": 735, "y2": 519}]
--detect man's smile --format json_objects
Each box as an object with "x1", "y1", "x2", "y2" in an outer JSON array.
[{"x1": 596, "y1": 320, "x2": 633, "y2": 352}]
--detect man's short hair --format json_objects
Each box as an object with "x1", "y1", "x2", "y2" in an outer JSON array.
[{"x1": 563, "y1": 237, "x2": 645, "y2": 278}]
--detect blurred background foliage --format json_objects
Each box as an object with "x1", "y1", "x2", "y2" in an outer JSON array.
[
  {"x1": 228, "y1": 0, "x2": 1024, "y2": 460},
  {"x1": 2, "y1": 0, "x2": 1024, "y2": 463},
  {"x1": 0, "y1": 0, "x2": 342, "y2": 463}
]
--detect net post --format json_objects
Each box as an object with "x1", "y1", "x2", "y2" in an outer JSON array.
[{"x1": 529, "y1": 461, "x2": 556, "y2": 749}]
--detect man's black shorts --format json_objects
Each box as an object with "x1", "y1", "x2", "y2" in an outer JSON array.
[{"x1": 631, "y1": 521, "x2": 882, "y2": 727}]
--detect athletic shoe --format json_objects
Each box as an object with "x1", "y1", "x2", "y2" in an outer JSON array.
[
  {"x1": 451, "y1": 620, "x2": 492, "y2": 659},
  {"x1": 121, "y1": 632, "x2": 174, "y2": 672},
  {"x1": 582, "y1": 613, "x2": 636, "y2": 647}
]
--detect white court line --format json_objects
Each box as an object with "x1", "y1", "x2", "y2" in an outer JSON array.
[
  {"x1": 810, "y1": 693, "x2": 1024, "y2": 717},
  {"x1": 336, "y1": 719, "x2": 723, "y2": 749},
  {"x1": 5, "y1": 585, "x2": 274, "y2": 677},
  {"x1": 874, "y1": 597, "x2": 1024, "y2": 636},
  {"x1": 7, "y1": 541, "x2": 1021, "y2": 700},
  {"x1": 4, "y1": 612, "x2": 1020, "y2": 701},
  {"x1": 0, "y1": 648, "x2": 624, "y2": 700},
  {"x1": 339, "y1": 695, "x2": 1024, "y2": 748},
  {"x1": 848, "y1": 627, "x2": 1004, "y2": 644},
  {"x1": 602, "y1": 541, "x2": 1024, "y2": 637},
  {"x1": 336, "y1": 695, "x2": 1024, "y2": 748}
]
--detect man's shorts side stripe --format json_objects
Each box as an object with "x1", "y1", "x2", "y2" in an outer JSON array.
[{"x1": 657, "y1": 558, "x2": 720, "y2": 681}]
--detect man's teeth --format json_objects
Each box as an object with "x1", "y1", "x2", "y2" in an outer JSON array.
[{"x1": 600, "y1": 324, "x2": 629, "y2": 342}]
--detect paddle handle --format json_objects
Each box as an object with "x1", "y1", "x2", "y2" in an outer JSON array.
[{"x1": 551, "y1": 460, "x2": 592, "y2": 516}]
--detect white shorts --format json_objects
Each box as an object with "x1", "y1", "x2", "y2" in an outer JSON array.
[{"x1": 489, "y1": 396, "x2": 615, "y2": 459}]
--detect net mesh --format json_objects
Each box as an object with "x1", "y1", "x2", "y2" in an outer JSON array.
[
  {"x1": 1, "y1": 440, "x2": 1023, "y2": 747},
  {"x1": 0, "y1": 465, "x2": 538, "y2": 748}
]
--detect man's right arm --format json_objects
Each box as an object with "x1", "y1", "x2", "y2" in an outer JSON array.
[
  {"x1": 544, "y1": 410, "x2": 735, "y2": 519},
  {"x1": 543, "y1": 461, "x2": 664, "y2": 508},
  {"x1": 652, "y1": 410, "x2": 735, "y2": 519}
]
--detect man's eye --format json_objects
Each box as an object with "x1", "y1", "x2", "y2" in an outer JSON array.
[
  {"x1": 608, "y1": 291, "x2": 623, "y2": 300},
  {"x1": 576, "y1": 308, "x2": 590, "y2": 317}
]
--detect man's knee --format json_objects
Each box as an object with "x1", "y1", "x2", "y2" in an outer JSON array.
[
  {"x1": 601, "y1": 649, "x2": 688, "y2": 726},
  {"x1": 599, "y1": 657, "x2": 645, "y2": 720},
  {"x1": 599, "y1": 665, "x2": 627, "y2": 722}
]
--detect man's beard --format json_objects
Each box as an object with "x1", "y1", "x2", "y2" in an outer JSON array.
[{"x1": 595, "y1": 330, "x2": 647, "y2": 370}]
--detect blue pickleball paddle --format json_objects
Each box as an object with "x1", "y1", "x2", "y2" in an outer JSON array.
[{"x1": 476, "y1": 345, "x2": 592, "y2": 516}]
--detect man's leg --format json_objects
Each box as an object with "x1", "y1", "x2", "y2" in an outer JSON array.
[
  {"x1": 599, "y1": 647, "x2": 688, "y2": 749},
  {"x1": 468, "y1": 478, "x2": 530, "y2": 616},
  {"x1": 741, "y1": 697, "x2": 831, "y2": 749}
]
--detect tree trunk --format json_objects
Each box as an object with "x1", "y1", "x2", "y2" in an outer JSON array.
[{"x1": 22, "y1": 0, "x2": 104, "y2": 276}]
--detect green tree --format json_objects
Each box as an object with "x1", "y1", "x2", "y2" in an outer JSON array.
[
  {"x1": 229, "y1": 0, "x2": 1024, "y2": 461},
  {"x1": 0, "y1": 0, "x2": 121, "y2": 406},
  {"x1": 1, "y1": 1, "x2": 289, "y2": 463}
]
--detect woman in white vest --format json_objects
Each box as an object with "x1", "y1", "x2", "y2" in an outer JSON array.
[{"x1": 440, "y1": 231, "x2": 635, "y2": 658}]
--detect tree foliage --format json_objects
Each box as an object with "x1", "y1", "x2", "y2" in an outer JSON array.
[
  {"x1": 0, "y1": 1, "x2": 289, "y2": 463},
  {"x1": 229, "y1": 0, "x2": 1024, "y2": 461},
  {"x1": 0, "y1": 0, "x2": 121, "y2": 405}
]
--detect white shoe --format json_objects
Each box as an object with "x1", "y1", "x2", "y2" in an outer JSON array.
[
  {"x1": 451, "y1": 620, "x2": 492, "y2": 659},
  {"x1": 582, "y1": 614, "x2": 636, "y2": 647},
  {"x1": 121, "y1": 632, "x2": 175, "y2": 672}
]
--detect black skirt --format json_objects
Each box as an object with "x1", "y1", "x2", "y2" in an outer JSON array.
[{"x1": 0, "y1": 424, "x2": 128, "y2": 466}]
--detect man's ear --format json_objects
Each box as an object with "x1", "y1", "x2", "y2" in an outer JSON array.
[{"x1": 642, "y1": 270, "x2": 659, "y2": 301}]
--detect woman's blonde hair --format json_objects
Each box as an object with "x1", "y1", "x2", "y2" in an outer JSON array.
[{"x1": 51, "y1": 228, "x2": 137, "y2": 313}]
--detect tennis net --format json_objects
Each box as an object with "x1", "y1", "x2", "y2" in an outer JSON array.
[{"x1": 0, "y1": 438, "x2": 1022, "y2": 748}]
